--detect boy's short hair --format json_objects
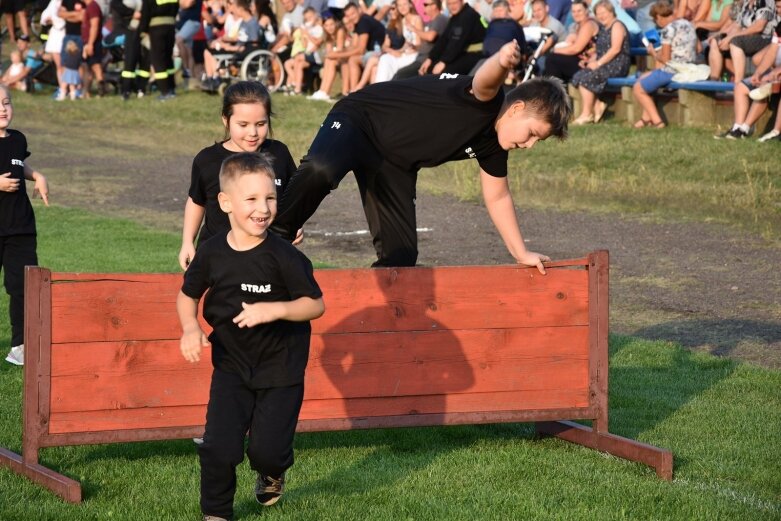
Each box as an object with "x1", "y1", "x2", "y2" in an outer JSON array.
[
  {"x1": 219, "y1": 152, "x2": 276, "y2": 191},
  {"x1": 501, "y1": 77, "x2": 571, "y2": 139},
  {"x1": 649, "y1": 0, "x2": 673, "y2": 19},
  {"x1": 493, "y1": 0, "x2": 510, "y2": 9},
  {"x1": 531, "y1": 0, "x2": 547, "y2": 7}
]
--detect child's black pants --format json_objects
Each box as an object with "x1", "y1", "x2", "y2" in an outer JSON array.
[
  {"x1": 273, "y1": 111, "x2": 419, "y2": 267},
  {"x1": 0, "y1": 234, "x2": 37, "y2": 347},
  {"x1": 199, "y1": 368, "x2": 304, "y2": 519}
]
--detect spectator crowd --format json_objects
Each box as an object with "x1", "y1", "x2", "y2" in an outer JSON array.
[{"x1": 0, "y1": 0, "x2": 779, "y2": 139}]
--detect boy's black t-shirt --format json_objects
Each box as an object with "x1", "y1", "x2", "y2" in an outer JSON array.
[
  {"x1": 355, "y1": 13, "x2": 386, "y2": 51},
  {"x1": 181, "y1": 232, "x2": 322, "y2": 388},
  {"x1": 62, "y1": 0, "x2": 86, "y2": 36},
  {"x1": 333, "y1": 74, "x2": 508, "y2": 176},
  {"x1": 0, "y1": 130, "x2": 35, "y2": 237},
  {"x1": 188, "y1": 140, "x2": 296, "y2": 245}
]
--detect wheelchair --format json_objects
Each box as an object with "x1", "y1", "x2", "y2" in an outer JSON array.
[{"x1": 204, "y1": 48, "x2": 284, "y2": 95}]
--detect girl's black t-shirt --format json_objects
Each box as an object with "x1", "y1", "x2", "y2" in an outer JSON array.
[
  {"x1": 0, "y1": 129, "x2": 35, "y2": 237},
  {"x1": 188, "y1": 139, "x2": 296, "y2": 245},
  {"x1": 333, "y1": 74, "x2": 508, "y2": 177},
  {"x1": 181, "y1": 231, "x2": 322, "y2": 388}
]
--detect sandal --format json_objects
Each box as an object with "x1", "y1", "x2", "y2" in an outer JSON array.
[
  {"x1": 572, "y1": 114, "x2": 594, "y2": 126},
  {"x1": 633, "y1": 119, "x2": 651, "y2": 129},
  {"x1": 651, "y1": 120, "x2": 666, "y2": 129}
]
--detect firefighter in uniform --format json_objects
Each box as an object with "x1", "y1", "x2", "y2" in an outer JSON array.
[{"x1": 139, "y1": 0, "x2": 178, "y2": 99}]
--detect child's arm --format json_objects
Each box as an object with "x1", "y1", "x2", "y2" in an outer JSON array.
[
  {"x1": 23, "y1": 164, "x2": 49, "y2": 206},
  {"x1": 233, "y1": 296, "x2": 325, "y2": 329},
  {"x1": 177, "y1": 290, "x2": 210, "y2": 363},
  {"x1": 179, "y1": 197, "x2": 205, "y2": 270},
  {"x1": 480, "y1": 169, "x2": 549, "y2": 274},
  {"x1": 472, "y1": 40, "x2": 522, "y2": 102}
]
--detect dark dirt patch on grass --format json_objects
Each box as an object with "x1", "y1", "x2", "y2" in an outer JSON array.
[{"x1": 45, "y1": 151, "x2": 781, "y2": 369}]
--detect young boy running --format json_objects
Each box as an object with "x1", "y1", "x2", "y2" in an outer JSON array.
[
  {"x1": 177, "y1": 153, "x2": 324, "y2": 521},
  {"x1": 271, "y1": 39, "x2": 571, "y2": 272}
]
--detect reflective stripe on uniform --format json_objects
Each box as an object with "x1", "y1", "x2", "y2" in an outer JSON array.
[
  {"x1": 154, "y1": 71, "x2": 169, "y2": 79},
  {"x1": 137, "y1": 70, "x2": 151, "y2": 78},
  {"x1": 121, "y1": 70, "x2": 137, "y2": 78}
]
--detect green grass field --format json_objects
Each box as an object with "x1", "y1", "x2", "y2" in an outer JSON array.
[
  {"x1": 0, "y1": 91, "x2": 779, "y2": 519},
  {"x1": 0, "y1": 206, "x2": 779, "y2": 520}
]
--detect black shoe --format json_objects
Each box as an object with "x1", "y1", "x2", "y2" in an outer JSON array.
[
  {"x1": 255, "y1": 473, "x2": 284, "y2": 506},
  {"x1": 121, "y1": 91, "x2": 131, "y2": 101},
  {"x1": 713, "y1": 127, "x2": 748, "y2": 140}
]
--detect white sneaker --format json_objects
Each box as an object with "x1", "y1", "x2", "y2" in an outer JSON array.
[
  {"x1": 748, "y1": 82, "x2": 773, "y2": 101},
  {"x1": 5, "y1": 344, "x2": 24, "y2": 366},
  {"x1": 307, "y1": 90, "x2": 332, "y2": 102},
  {"x1": 758, "y1": 129, "x2": 780, "y2": 142}
]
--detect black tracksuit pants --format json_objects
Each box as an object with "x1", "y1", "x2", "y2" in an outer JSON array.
[
  {"x1": 272, "y1": 111, "x2": 419, "y2": 267},
  {"x1": 0, "y1": 234, "x2": 37, "y2": 347},
  {"x1": 199, "y1": 368, "x2": 304, "y2": 519}
]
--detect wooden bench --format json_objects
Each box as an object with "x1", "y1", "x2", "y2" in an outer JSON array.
[
  {"x1": 0, "y1": 251, "x2": 673, "y2": 503},
  {"x1": 568, "y1": 76, "x2": 749, "y2": 128}
]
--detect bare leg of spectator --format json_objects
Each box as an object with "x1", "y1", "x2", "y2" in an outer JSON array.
[
  {"x1": 732, "y1": 81, "x2": 752, "y2": 126},
  {"x1": 730, "y1": 44, "x2": 747, "y2": 85},
  {"x1": 347, "y1": 55, "x2": 363, "y2": 93},
  {"x1": 17, "y1": 9, "x2": 29, "y2": 38},
  {"x1": 708, "y1": 38, "x2": 723, "y2": 80},
  {"x1": 632, "y1": 78, "x2": 664, "y2": 127},
  {"x1": 575, "y1": 85, "x2": 596, "y2": 123},
  {"x1": 4, "y1": 13, "x2": 16, "y2": 44}
]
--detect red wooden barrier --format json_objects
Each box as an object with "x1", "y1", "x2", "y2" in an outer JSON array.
[{"x1": 0, "y1": 251, "x2": 673, "y2": 503}]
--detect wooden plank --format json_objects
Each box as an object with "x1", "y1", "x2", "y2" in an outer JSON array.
[
  {"x1": 48, "y1": 405, "x2": 208, "y2": 434},
  {"x1": 48, "y1": 387, "x2": 592, "y2": 434},
  {"x1": 588, "y1": 251, "x2": 610, "y2": 432},
  {"x1": 48, "y1": 265, "x2": 589, "y2": 344},
  {"x1": 299, "y1": 388, "x2": 590, "y2": 420},
  {"x1": 536, "y1": 420, "x2": 674, "y2": 480},
  {"x1": 312, "y1": 266, "x2": 589, "y2": 334},
  {"x1": 0, "y1": 447, "x2": 82, "y2": 503},
  {"x1": 49, "y1": 327, "x2": 588, "y2": 413},
  {"x1": 23, "y1": 267, "x2": 51, "y2": 466}
]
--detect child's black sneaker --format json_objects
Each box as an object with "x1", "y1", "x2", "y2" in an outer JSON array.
[
  {"x1": 255, "y1": 473, "x2": 284, "y2": 506},
  {"x1": 202, "y1": 515, "x2": 230, "y2": 521}
]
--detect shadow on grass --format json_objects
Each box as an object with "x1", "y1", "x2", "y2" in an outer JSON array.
[
  {"x1": 607, "y1": 333, "x2": 738, "y2": 444},
  {"x1": 632, "y1": 319, "x2": 781, "y2": 368}
]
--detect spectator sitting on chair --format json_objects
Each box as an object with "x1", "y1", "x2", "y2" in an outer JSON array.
[
  {"x1": 544, "y1": 0, "x2": 599, "y2": 83},
  {"x1": 632, "y1": 0, "x2": 698, "y2": 128},
  {"x1": 392, "y1": 0, "x2": 447, "y2": 79},
  {"x1": 468, "y1": 0, "x2": 526, "y2": 75},
  {"x1": 283, "y1": 7, "x2": 324, "y2": 95},
  {"x1": 373, "y1": 0, "x2": 424, "y2": 82},
  {"x1": 708, "y1": 0, "x2": 777, "y2": 84},
  {"x1": 341, "y1": 2, "x2": 386, "y2": 93},
  {"x1": 270, "y1": 0, "x2": 304, "y2": 63},
  {"x1": 692, "y1": 0, "x2": 734, "y2": 44},
  {"x1": 715, "y1": 25, "x2": 781, "y2": 139},
  {"x1": 202, "y1": 0, "x2": 260, "y2": 91},
  {"x1": 570, "y1": 0, "x2": 630, "y2": 124},
  {"x1": 418, "y1": 0, "x2": 487, "y2": 75},
  {"x1": 307, "y1": 11, "x2": 353, "y2": 100},
  {"x1": 528, "y1": 0, "x2": 566, "y2": 74}
]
